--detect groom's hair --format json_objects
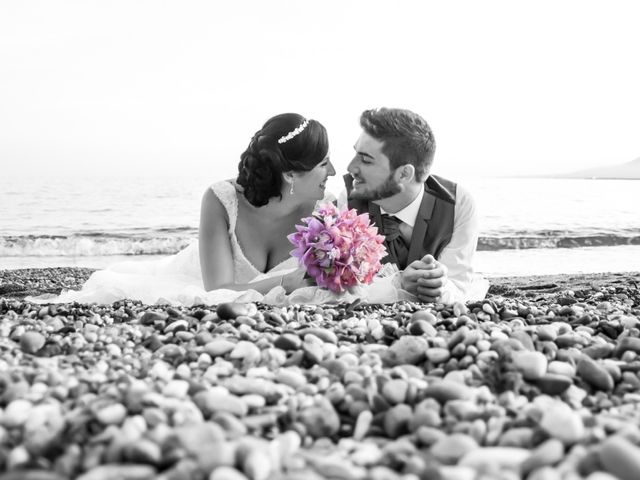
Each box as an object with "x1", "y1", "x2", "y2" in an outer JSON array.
[
  {"x1": 360, "y1": 108, "x2": 436, "y2": 182},
  {"x1": 237, "y1": 113, "x2": 328, "y2": 207}
]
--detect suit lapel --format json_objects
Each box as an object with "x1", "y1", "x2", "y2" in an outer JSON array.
[
  {"x1": 407, "y1": 185, "x2": 436, "y2": 264},
  {"x1": 369, "y1": 201, "x2": 382, "y2": 227}
]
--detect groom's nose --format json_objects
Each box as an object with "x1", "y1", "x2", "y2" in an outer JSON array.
[{"x1": 347, "y1": 156, "x2": 357, "y2": 174}]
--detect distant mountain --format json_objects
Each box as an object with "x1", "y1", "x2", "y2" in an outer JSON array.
[{"x1": 553, "y1": 157, "x2": 640, "y2": 179}]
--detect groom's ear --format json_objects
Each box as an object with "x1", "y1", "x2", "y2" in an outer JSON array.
[{"x1": 395, "y1": 164, "x2": 416, "y2": 183}]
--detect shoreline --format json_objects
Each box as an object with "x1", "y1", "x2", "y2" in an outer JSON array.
[{"x1": 1, "y1": 266, "x2": 639, "y2": 302}]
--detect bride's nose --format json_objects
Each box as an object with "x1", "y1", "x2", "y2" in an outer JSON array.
[{"x1": 327, "y1": 161, "x2": 336, "y2": 176}]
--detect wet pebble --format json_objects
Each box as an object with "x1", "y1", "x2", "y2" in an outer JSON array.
[
  {"x1": 216, "y1": 302, "x2": 252, "y2": 320},
  {"x1": 20, "y1": 330, "x2": 46, "y2": 354},
  {"x1": 76, "y1": 464, "x2": 156, "y2": 480},
  {"x1": 353, "y1": 410, "x2": 373, "y2": 441},
  {"x1": 521, "y1": 438, "x2": 565, "y2": 475},
  {"x1": 381, "y1": 378, "x2": 408, "y2": 405},
  {"x1": 95, "y1": 403, "x2": 128, "y2": 425},
  {"x1": 512, "y1": 350, "x2": 547, "y2": 380},
  {"x1": 578, "y1": 356, "x2": 614, "y2": 391},
  {"x1": 194, "y1": 390, "x2": 248, "y2": 418},
  {"x1": 205, "y1": 339, "x2": 237, "y2": 357},
  {"x1": 536, "y1": 373, "x2": 573, "y2": 396},
  {"x1": 209, "y1": 467, "x2": 250, "y2": 480},
  {"x1": 598, "y1": 435, "x2": 640, "y2": 480},
  {"x1": 410, "y1": 310, "x2": 437, "y2": 325},
  {"x1": 423, "y1": 380, "x2": 472, "y2": 403},
  {"x1": 297, "y1": 399, "x2": 340, "y2": 438},
  {"x1": 384, "y1": 404, "x2": 413, "y2": 438},
  {"x1": 388, "y1": 336, "x2": 428, "y2": 365},
  {"x1": 547, "y1": 360, "x2": 576, "y2": 378},
  {"x1": 459, "y1": 446, "x2": 531, "y2": 471},
  {"x1": 274, "y1": 333, "x2": 302, "y2": 351},
  {"x1": 3, "y1": 399, "x2": 33, "y2": 427},
  {"x1": 431, "y1": 433, "x2": 479, "y2": 464},
  {"x1": 539, "y1": 402, "x2": 584, "y2": 445},
  {"x1": 425, "y1": 347, "x2": 451, "y2": 364}
]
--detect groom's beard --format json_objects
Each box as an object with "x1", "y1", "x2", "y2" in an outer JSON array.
[{"x1": 348, "y1": 173, "x2": 402, "y2": 201}]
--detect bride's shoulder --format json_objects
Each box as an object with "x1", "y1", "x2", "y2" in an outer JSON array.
[
  {"x1": 201, "y1": 182, "x2": 234, "y2": 226},
  {"x1": 209, "y1": 179, "x2": 237, "y2": 192},
  {"x1": 207, "y1": 179, "x2": 241, "y2": 200}
]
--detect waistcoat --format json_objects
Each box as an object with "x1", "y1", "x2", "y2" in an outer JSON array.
[{"x1": 344, "y1": 174, "x2": 457, "y2": 267}]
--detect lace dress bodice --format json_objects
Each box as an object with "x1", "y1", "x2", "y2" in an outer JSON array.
[{"x1": 209, "y1": 181, "x2": 297, "y2": 283}]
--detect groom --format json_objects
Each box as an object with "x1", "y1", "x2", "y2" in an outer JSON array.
[{"x1": 344, "y1": 107, "x2": 481, "y2": 303}]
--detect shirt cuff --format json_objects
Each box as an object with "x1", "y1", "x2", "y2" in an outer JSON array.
[{"x1": 438, "y1": 278, "x2": 466, "y2": 305}]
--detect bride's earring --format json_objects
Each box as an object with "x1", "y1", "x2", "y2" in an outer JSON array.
[{"x1": 289, "y1": 180, "x2": 295, "y2": 195}]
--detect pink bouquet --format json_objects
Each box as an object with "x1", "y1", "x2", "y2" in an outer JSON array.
[{"x1": 287, "y1": 203, "x2": 387, "y2": 293}]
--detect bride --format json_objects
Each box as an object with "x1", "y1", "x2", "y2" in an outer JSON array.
[
  {"x1": 199, "y1": 113, "x2": 335, "y2": 293},
  {"x1": 37, "y1": 113, "x2": 346, "y2": 306}
]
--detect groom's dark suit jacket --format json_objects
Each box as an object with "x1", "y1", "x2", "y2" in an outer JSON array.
[{"x1": 344, "y1": 174, "x2": 457, "y2": 269}]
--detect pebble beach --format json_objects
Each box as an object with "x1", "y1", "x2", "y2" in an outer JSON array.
[{"x1": 0, "y1": 268, "x2": 639, "y2": 480}]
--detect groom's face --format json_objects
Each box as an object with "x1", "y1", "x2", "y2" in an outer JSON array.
[{"x1": 347, "y1": 131, "x2": 401, "y2": 201}]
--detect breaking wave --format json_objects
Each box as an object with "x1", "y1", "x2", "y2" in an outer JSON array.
[
  {"x1": 0, "y1": 230, "x2": 196, "y2": 257},
  {"x1": 2, "y1": 227, "x2": 640, "y2": 258},
  {"x1": 478, "y1": 228, "x2": 640, "y2": 250}
]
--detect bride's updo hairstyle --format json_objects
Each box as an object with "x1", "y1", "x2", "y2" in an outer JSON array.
[{"x1": 237, "y1": 113, "x2": 328, "y2": 207}]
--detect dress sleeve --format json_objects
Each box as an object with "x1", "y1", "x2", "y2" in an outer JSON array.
[
  {"x1": 312, "y1": 189, "x2": 340, "y2": 210},
  {"x1": 437, "y1": 185, "x2": 488, "y2": 303},
  {"x1": 209, "y1": 181, "x2": 237, "y2": 234},
  {"x1": 336, "y1": 188, "x2": 349, "y2": 209}
]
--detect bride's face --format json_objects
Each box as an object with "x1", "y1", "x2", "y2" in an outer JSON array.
[{"x1": 294, "y1": 153, "x2": 336, "y2": 200}]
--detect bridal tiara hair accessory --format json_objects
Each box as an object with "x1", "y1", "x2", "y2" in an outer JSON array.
[{"x1": 278, "y1": 119, "x2": 309, "y2": 144}]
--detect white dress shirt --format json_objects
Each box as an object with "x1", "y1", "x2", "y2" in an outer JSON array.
[
  {"x1": 379, "y1": 188, "x2": 423, "y2": 244},
  {"x1": 338, "y1": 181, "x2": 488, "y2": 303},
  {"x1": 380, "y1": 188, "x2": 424, "y2": 227}
]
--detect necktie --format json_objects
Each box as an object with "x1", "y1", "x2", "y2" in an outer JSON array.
[{"x1": 380, "y1": 214, "x2": 410, "y2": 269}]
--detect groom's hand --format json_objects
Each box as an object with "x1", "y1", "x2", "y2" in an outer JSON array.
[{"x1": 400, "y1": 254, "x2": 447, "y2": 303}]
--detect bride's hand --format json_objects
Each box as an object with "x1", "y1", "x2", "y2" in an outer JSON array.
[{"x1": 281, "y1": 268, "x2": 313, "y2": 293}]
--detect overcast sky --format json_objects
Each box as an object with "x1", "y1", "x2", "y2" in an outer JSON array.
[{"x1": 1, "y1": 0, "x2": 639, "y2": 183}]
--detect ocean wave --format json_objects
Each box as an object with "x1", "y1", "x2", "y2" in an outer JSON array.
[
  {"x1": 0, "y1": 234, "x2": 194, "y2": 257},
  {"x1": 2, "y1": 228, "x2": 640, "y2": 258},
  {"x1": 478, "y1": 230, "x2": 640, "y2": 250}
]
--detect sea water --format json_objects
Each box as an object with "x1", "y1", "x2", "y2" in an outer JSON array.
[{"x1": 1, "y1": 175, "x2": 639, "y2": 277}]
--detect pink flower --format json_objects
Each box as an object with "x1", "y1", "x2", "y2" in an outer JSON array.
[{"x1": 287, "y1": 203, "x2": 387, "y2": 293}]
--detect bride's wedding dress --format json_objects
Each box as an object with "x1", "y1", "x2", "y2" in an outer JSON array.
[{"x1": 32, "y1": 181, "x2": 405, "y2": 306}]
